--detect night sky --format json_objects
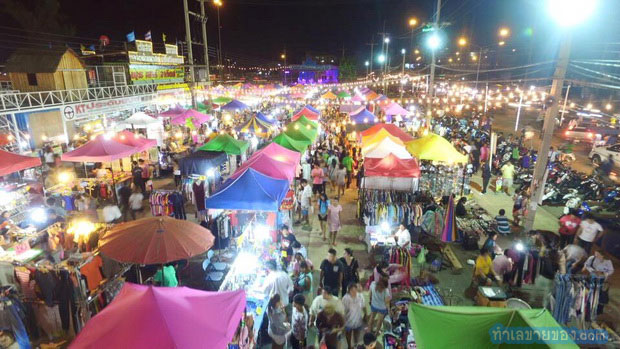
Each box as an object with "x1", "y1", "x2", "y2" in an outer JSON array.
[{"x1": 1, "y1": 0, "x2": 619, "y2": 66}]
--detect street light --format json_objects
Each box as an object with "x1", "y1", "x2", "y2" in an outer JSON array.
[
  {"x1": 214, "y1": 0, "x2": 223, "y2": 80},
  {"x1": 408, "y1": 17, "x2": 419, "y2": 54},
  {"x1": 408, "y1": 18, "x2": 418, "y2": 27},
  {"x1": 524, "y1": 0, "x2": 599, "y2": 232},
  {"x1": 365, "y1": 60, "x2": 370, "y2": 76},
  {"x1": 427, "y1": 34, "x2": 441, "y2": 50},
  {"x1": 458, "y1": 37, "x2": 467, "y2": 47},
  {"x1": 498, "y1": 41, "x2": 506, "y2": 46},
  {"x1": 498, "y1": 27, "x2": 510, "y2": 38},
  {"x1": 384, "y1": 37, "x2": 390, "y2": 44},
  {"x1": 377, "y1": 54, "x2": 386, "y2": 63}
]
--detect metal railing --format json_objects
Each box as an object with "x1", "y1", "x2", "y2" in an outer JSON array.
[{"x1": 0, "y1": 84, "x2": 158, "y2": 114}]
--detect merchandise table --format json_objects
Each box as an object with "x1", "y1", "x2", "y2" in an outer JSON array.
[{"x1": 365, "y1": 225, "x2": 397, "y2": 253}]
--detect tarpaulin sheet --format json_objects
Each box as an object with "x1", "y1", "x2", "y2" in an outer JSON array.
[
  {"x1": 0, "y1": 150, "x2": 41, "y2": 176},
  {"x1": 61, "y1": 135, "x2": 139, "y2": 163},
  {"x1": 405, "y1": 133, "x2": 468, "y2": 163}
]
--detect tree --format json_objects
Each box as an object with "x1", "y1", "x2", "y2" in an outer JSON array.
[
  {"x1": 2, "y1": 0, "x2": 75, "y2": 37},
  {"x1": 339, "y1": 57, "x2": 358, "y2": 82}
]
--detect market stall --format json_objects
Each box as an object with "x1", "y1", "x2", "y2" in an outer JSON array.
[
  {"x1": 291, "y1": 106, "x2": 320, "y2": 121},
  {"x1": 361, "y1": 153, "x2": 420, "y2": 191},
  {"x1": 198, "y1": 134, "x2": 250, "y2": 174},
  {"x1": 120, "y1": 112, "x2": 165, "y2": 146},
  {"x1": 360, "y1": 123, "x2": 414, "y2": 143},
  {"x1": 350, "y1": 108, "x2": 377, "y2": 124},
  {"x1": 272, "y1": 133, "x2": 311, "y2": 153},
  {"x1": 235, "y1": 114, "x2": 273, "y2": 139}
]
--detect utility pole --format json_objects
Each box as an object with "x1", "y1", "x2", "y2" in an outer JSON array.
[
  {"x1": 474, "y1": 47, "x2": 483, "y2": 90},
  {"x1": 366, "y1": 37, "x2": 376, "y2": 74},
  {"x1": 524, "y1": 35, "x2": 572, "y2": 232},
  {"x1": 199, "y1": 0, "x2": 210, "y2": 83},
  {"x1": 426, "y1": 0, "x2": 441, "y2": 126},
  {"x1": 183, "y1": 0, "x2": 196, "y2": 107}
]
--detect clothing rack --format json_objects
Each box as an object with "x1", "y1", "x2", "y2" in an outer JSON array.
[
  {"x1": 551, "y1": 273, "x2": 605, "y2": 326},
  {"x1": 358, "y1": 189, "x2": 423, "y2": 227},
  {"x1": 149, "y1": 190, "x2": 186, "y2": 219}
]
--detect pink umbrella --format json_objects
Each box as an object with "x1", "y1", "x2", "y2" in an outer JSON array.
[
  {"x1": 70, "y1": 283, "x2": 246, "y2": 349},
  {"x1": 61, "y1": 135, "x2": 139, "y2": 162},
  {"x1": 232, "y1": 152, "x2": 296, "y2": 181},
  {"x1": 252, "y1": 142, "x2": 301, "y2": 165},
  {"x1": 170, "y1": 109, "x2": 212, "y2": 126},
  {"x1": 381, "y1": 102, "x2": 410, "y2": 116},
  {"x1": 159, "y1": 107, "x2": 187, "y2": 118},
  {"x1": 114, "y1": 130, "x2": 157, "y2": 153}
]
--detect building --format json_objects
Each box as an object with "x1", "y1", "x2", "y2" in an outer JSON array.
[
  {"x1": 288, "y1": 58, "x2": 338, "y2": 85},
  {"x1": 4, "y1": 48, "x2": 88, "y2": 92}
]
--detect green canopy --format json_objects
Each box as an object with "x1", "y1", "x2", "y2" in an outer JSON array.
[
  {"x1": 294, "y1": 115, "x2": 318, "y2": 130},
  {"x1": 197, "y1": 134, "x2": 249, "y2": 155},
  {"x1": 409, "y1": 304, "x2": 578, "y2": 349},
  {"x1": 273, "y1": 133, "x2": 311, "y2": 153},
  {"x1": 284, "y1": 119, "x2": 317, "y2": 142},
  {"x1": 337, "y1": 91, "x2": 351, "y2": 98},
  {"x1": 212, "y1": 96, "x2": 233, "y2": 105}
]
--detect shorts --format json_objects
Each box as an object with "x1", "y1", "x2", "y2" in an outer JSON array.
[
  {"x1": 301, "y1": 208, "x2": 309, "y2": 216},
  {"x1": 318, "y1": 214, "x2": 327, "y2": 221},
  {"x1": 312, "y1": 184, "x2": 322, "y2": 194},
  {"x1": 370, "y1": 305, "x2": 388, "y2": 315}
]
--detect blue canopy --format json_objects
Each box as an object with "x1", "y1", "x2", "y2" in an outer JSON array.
[
  {"x1": 305, "y1": 105, "x2": 320, "y2": 114},
  {"x1": 179, "y1": 150, "x2": 227, "y2": 176},
  {"x1": 350, "y1": 108, "x2": 377, "y2": 124},
  {"x1": 205, "y1": 168, "x2": 289, "y2": 211},
  {"x1": 220, "y1": 99, "x2": 250, "y2": 111},
  {"x1": 256, "y1": 112, "x2": 275, "y2": 124}
]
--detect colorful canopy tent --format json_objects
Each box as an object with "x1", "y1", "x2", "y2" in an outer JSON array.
[
  {"x1": 235, "y1": 115, "x2": 272, "y2": 137},
  {"x1": 442, "y1": 195, "x2": 457, "y2": 242},
  {"x1": 364, "y1": 153, "x2": 420, "y2": 178},
  {"x1": 179, "y1": 150, "x2": 228, "y2": 176},
  {"x1": 122, "y1": 112, "x2": 161, "y2": 128},
  {"x1": 113, "y1": 130, "x2": 157, "y2": 153},
  {"x1": 170, "y1": 109, "x2": 212, "y2": 126},
  {"x1": 364, "y1": 137, "x2": 412, "y2": 159},
  {"x1": 408, "y1": 303, "x2": 578, "y2": 349},
  {"x1": 232, "y1": 153, "x2": 296, "y2": 182},
  {"x1": 320, "y1": 91, "x2": 338, "y2": 100},
  {"x1": 405, "y1": 134, "x2": 468, "y2": 164},
  {"x1": 99, "y1": 216, "x2": 214, "y2": 264},
  {"x1": 360, "y1": 123, "x2": 414, "y2": 143},
  {"x1": 256, "y1": 112, "x2": 276, "y2": 124},
  {"x1": 304, "y1": 105, "x2": 320, "y2": 114},
  {"x1": 61, "y1": 135, "x2": 139, "y2": 162},
  {"x1": 292, "y1": 115, "x2": 318, "y2": 130},
  {"x1": 220, "y1": 99, "x2": 250, "y2": 111},
  {"x1": 0, "y1": 150, "x2": 42, "y2": 176},
  {"x1": 273, "y1": 133, "x2": 311, "y2": 153},
  {"x1": 364, "y1": 91, "x2": 379, "y2": 100},
  {"x1": 350, "y1": 108, "x2": 377, "y2": 124},
  {"x1": 205, "y1": 168, "x2": 289, "y2": 211},
  {"x1": 361, "y1": 129, "x2": 405, "y2": 150},
  {"x1": 197, "y1": 134, "x2": 249, "y2": 156},
  {"x1": 381, "y1": 102, "x2": 409, "y2": 116},
  {"x1": 291, "y1": 107, "x2": 319, "y2": 121},
  {"x1": 351, "y1": 94, "x2": 366, "y2": 102},
  {"x1": 70, "y1": 283, "x2": 246, "y2": 349},
  {"x1": 284, "y1": 122, "x2": 317, "y2": 142},
  {"x1": 337, "y1": 91, "x2": 351, "y2": 98},
  {"x1": 340, "y1": 105, "x2": 364, "y2": 114},
  {"x1": 212, "y1": 96, "x2": 233, "y2": 105},
  {"x1": 159, "y1": 107, "x2": 186, "y2": 118},
  {"x1": 253, "y1": 142, "x2": 301, "y2": 166}
]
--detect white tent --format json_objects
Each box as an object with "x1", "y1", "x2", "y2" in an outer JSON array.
[
  {"x1": 122, "y1": 112, "x2": 162, "y2": 128},
  {"x1": 363, "y1": 137, "x2": 412, "y2": 159}
]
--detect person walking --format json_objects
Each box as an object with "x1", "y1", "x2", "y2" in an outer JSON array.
[
  {"x1": 576, "y1": 213, "x2": 604, "y2": 254},
  {"x1": 293, "y1": 261, "x2": 313, "y2": 299},
  {"x1": 328, "y1": 197, "x2": 343, "y2": 246},
  {"x1": 291, "y1": 294, "x2": 308, "y2": 349},
  {"x1": 336, "y1": 164, "x2": 347, "y2": 198},
  {"x1": 339, "y1": 248, "x2": 360, "y2": 297},
  {"x1": 118, "y1": 184, "x2": 132, "y2": 222},
  {"x1": 320, "y1": 248, "x2": 344, "y2": 297},
  {"x1": 316, "y1": 303, "x2": 345, "y2": 349},
  {"x1": 267, "y1": 294, "x2": 290, "y2": 349},
  {"x1": 367, "y1": 277, "x2": 391, "y2": 335},
  {"x1": 298, "y1": 179, "x2": 313, "y2": 226},
  {"x1": 342, "y1": 151, "x2": 353, "y2": 188},
  {"x1": 317, "y1": 193, "x2": 330, "y2": 241},
  {"x1": 312, "y1": 162, "x2": 325, "y2": 198},
  {"x1": 342, "y1": 283, "x2": 366, "y2": 348},
  {"x1": 131, "y1": 161, "x2": 145, "y2": 194},
  {"x1": 500, "y1": 161, "x2": 516, "y2": 195},
  {"x1": 264, "y1": 261, "x2": 293, "y2": 308},
  {"x1": 481, "y1": 160, "x2": 492, "y2": 194},
  {"x1": 328, "y1": 157, "x2": 339, "y2": 194},
  {"x1": 128, "y1": 188, "x2": 144, "y2": 220},
  {"x1": 558, "y1": 209, "x2": 581, "y2": 247}
]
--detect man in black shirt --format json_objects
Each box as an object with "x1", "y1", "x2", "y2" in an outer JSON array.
[
  {"x1": 277, "y1": 225, "x2": 297, "y2": 259},
  {"x1": 320, "y1": 248, "x2": 343, "y2": 296},
  {"x1": 118, "y1": 184, "x2": 132, "y2": 222}
]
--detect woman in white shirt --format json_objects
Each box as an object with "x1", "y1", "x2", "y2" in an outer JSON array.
[{"x1": 392, "y1": 224, "x2": 411, "y2": 249}]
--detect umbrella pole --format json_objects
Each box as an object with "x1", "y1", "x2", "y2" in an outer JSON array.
[
  {"x1": 136, "y1": 264, "x2": 143, "y2": 284},
  {"x1": 111, "y1": 167, "x2": 119, "y2": 204}
]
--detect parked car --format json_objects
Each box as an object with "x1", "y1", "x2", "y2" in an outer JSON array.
[
  {"x1": 561, "y1": 126, "x2": 601, "y2": 143},
  {"x1": 589, "y1": 143, "x2": 620, "y2": 170}
]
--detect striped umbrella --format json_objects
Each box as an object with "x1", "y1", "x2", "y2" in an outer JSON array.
[{"x1": 441, "y1": 195, "x2": 458, "y2": 242}]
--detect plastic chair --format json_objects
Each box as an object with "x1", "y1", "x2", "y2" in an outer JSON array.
[
  {"x1": 207, "y1": 250, "x2": 227, "y2": 272},
  {"x1": 202, "y1": 254, "x2": 225, "y2": 284}
]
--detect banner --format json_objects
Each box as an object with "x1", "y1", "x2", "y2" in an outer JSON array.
[{"x1": 129, "y1": 64, "x2": 185, "y2": 84}]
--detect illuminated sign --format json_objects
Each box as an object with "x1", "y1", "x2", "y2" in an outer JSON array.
[
  {"x1": 62, "y1": 96, "x2": 152, "y2": 121},
  {"x1": 165, "y1": 44, "x2": 178, "y2": 55},
  {"x1": 128, "y1": 51, "x2": 184, "y2": 65},
  {"x1": 135, "y1": 40, "x2": 153, "y2": 53},
  {"x1": 129, "y1": 64, "x2": 185, "y2": 84}
]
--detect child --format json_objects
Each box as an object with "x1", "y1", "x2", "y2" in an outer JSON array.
[
  {"x1": 291, "y1": 294, "x2": 308, "y2": 349},
  {"x1": 495, "y1": 209, "x2": 511, "y2": 235}
]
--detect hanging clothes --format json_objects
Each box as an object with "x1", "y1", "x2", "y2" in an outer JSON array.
[{"x1": 193, "y1": 181, "x2": 206, "y2": 212}]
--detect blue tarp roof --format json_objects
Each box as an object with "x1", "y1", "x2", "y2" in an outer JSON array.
[
  {"x1": 305, "y1": 105, "x2": 320, "y2": 114},
  {"x1": 205, "y1": 168, "x2": 289, "y2": 211},
  {"x1": 350, "y1": 108, "x2": 377, "y2": 124},
  {"x1": 256, "y1": 112, "x2": 275, "y2": 124},
  {"x1": 179, "y1": 150, "x2": 227, "y2": 176},
  {"x1": 221, "y1": 99, "x2": 250, "y2": 111}
]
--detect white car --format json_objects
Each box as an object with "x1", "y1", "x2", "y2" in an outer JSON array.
[{"x1": 589, "y1": 143, "x2": 620, "y2": 170}]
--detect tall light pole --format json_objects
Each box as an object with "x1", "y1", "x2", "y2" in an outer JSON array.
[
  {"x1": 281, "y1": 52, "x2": 287, "y2": 85},
  {"x1": 408, "y1": 17, "x2": 418, "y2": 54},
  {"x1": 523, "y1": 0, "x2": 598, "y2": 232},
  {"x1": 426, "y1": 0, "x2": 441, "y2": 127},
  {"x1": 199, "y1": 0, "x2": 210, "y2": 83},
  {"x1": 400, "y1": 48, "x2": 406, "y2": 99},
  {"x1": 383, "y1": 37, "x2": 390, "y2": 74},
  {"x1": 365, "y1": 60, "x2": 370, "y2": 76},
  {"x1": 213, "y1": 0, "x2": 223, "y2": 81},
  {"x1": 182, "y1": 0, "x2": 196, "y2": 107}
]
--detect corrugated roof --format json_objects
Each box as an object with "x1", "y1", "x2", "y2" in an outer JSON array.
[{"x1": 3, "y1": 48, "x2": 83, "y2": 73}]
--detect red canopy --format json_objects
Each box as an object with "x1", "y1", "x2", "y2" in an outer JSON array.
[
  {"x1": 231, "y1": 152, "x2": 296, "y2": 182},
  {"x1": 0, "y1": 150, "x2": 41, "y2": 176},
  {"x1": 291, "y1": 107, "x2": 319, "y2": 121},
  {"x1": 114, "y1": 130, "x2": 157, "y2": 152},
  {"x1": 364, "y1": 153, "x2": 420, "y2": 178},
  {"x1": 61, "y1": 135, "x2": 139, "y2": 163},
  {"x1": 253, "y1": 142, "x2": 301, "y2": 165},
  {"x1": 360, "y1": 123, "x2": 414, "y2": 143}
]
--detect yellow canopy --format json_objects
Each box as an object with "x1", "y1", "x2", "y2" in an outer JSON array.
[
  {"x1": 362, "y1": 129, "x2": 405, "y2": 151},
  {"x1": 321, "y1": 91, "x2": 338, "y2": 100},
  {"x1": 405, "y1": 134, "x2": 469, "y2": 164}
]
